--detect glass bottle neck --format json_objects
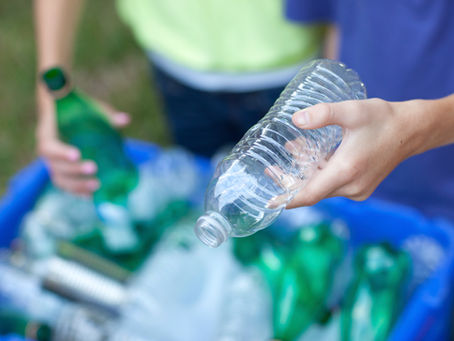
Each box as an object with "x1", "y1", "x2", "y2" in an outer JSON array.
[{"x1": 50, "y1": 85, "x2": 73, "y2": 100}]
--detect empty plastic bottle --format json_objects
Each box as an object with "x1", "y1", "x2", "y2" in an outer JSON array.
[
  {"x1": 272, "y1": 222, "x2": 345, "y2": 341},
  {"x1": 216, "y1": 268, "x2": 272, "y2": 341},
  {"x1": 0, "y1": 261, "x2": 64, "y2": 324},
  {"x1": 195, "y1": 59, "x2": 366, "y2": 247},
  {"x1": 41, "y1": 67, "x2": 139, "y2": 252},
  {"x1": 128, "y1": 148, "x2": 199, "y2": 224},
  {"x1": 20, "y1": 187, "x2": 100, "y2": 258},
  {"x1": 402, "y1": 235, "x2": 444, "y2": 292}
]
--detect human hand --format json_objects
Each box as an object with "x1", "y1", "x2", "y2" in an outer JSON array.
[
  {"x1": 287, "y1": 98, "x2": 427, "y2": 208},
  {"x1": 36, "y1": 86, "x2": 131, "y2": 196}
]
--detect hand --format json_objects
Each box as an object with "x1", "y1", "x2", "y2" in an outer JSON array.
[
  {"x1": 287, "y1": 98, "x2": 427, "y2": 208},
  {"x1": 36, "y1": 86, "x2": 131, "y2": 196}
]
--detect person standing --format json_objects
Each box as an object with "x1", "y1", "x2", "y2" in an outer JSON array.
[
  {"x1": 284, "y1": 0, "x2": 454, "y2": 222},
  {"x1": 35, "y1": 0, "x2": 325, "y2": 195}
]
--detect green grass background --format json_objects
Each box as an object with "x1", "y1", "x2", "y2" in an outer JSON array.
[{"x1": 0, "y1": 1, "x2": 170, "y2": 193}]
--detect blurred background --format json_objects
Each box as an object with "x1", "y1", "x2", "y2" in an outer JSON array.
[{"x1": 0, "y1": 1, "x2": 169, "y2": 193}]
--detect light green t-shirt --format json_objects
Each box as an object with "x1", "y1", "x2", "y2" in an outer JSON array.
[{"x1": 116, "y1": 0, "x2": 324, "y2": 73}]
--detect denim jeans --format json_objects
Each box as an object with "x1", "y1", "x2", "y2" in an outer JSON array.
[{"x1": 152, "y1": 66, "x2": 284, "y2": 157}]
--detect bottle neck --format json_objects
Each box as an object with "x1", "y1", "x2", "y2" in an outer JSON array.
[
  {"x1": 49, "y1": 84, "x2": 73, "y2": 100},
  {"x1": 195, "y1": 211, "x2": 232, "y2": 248}
]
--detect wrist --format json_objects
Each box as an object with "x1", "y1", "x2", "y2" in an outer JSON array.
[
  {"x1": 409, "y1": 95, "x2": 454, "y2": 155},
  {"x1": 394, "y1": 99, "x2": 435, "y2": 158}
]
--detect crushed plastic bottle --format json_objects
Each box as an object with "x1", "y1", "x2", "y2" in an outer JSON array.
[
  {"x1": 0, "y1": 261, "x2": 64, "y2": 324},
  {"x1": 128, "y1": 148, "x2": 199, "y2": 224},
  {"x1": 402, "y1": 235, "x2": 444, "y2": 292},
  {"x1": 195, "y1": 59, "x2": 366, "y2": 247},
  {"x1": 216, "y1": 268, "x2": 272, "y2": 341},
  {"x1": 130, "y1": 216, "x2": 235, "y2": 341},
  {"x1": 20, "y1": 188, "x2": 99, "y2": 258},
  {"x1": 0, "y1": 257, "x2": 168, "y2": 341}
]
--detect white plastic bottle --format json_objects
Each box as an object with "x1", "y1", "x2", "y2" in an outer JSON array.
[{"x1": 195, "y1": 59, "x2": 366, "y2": 247}]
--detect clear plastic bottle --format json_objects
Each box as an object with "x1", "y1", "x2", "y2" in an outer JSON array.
[
  {"x1": 195, "y1": 59, "x2": 366, "y2": 247},
  {"x1": 216, "y1": 268, "x2": 272, "y2": 341},
  {"x1": 128, "y1": 148, "x2": 199, "y2": 224}
]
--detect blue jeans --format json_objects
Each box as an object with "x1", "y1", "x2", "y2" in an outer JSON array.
[{"x1": 152, "y1": 66, "x2": 284, "y2": 157}]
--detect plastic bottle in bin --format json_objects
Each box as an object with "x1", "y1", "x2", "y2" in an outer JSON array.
[
  {"x1": 128, "y1": 148, "x2": 199, "y2": 224},
  {"x1": 232, "y1": 221, "x2": 345, "y2": 341},
  {"x1": 0, "y1": 261, "x2": 64, "y2": 324},
  {"x1": 272, "y1": 222, "x2": 345, "y2": 341},
  {"x1": 195, "y1": 59, "x2": 366, "y2": 247},
  {"x1": 340, "y1": 243, "x2": 411, "y2": 341},
  {"x1": 0, "y1": 309, "x2": 52, "y2": 341},
  {"x1": 0, "y1": 306, "x2": 154, "y2": 341},
  {"x1": 41, "y1": 67, "x2": 139, "y2": 253},
  {"x1": 216, "y1": 268, "x2": 272, "y2": 341}
]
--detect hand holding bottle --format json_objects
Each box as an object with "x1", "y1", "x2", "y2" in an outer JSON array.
[
  {"x1": 36, "y1": 83, "x2": 131, "y2": 196},
  {"x1": 288, "y1": 97, "x2": 448, "y2": 208}
]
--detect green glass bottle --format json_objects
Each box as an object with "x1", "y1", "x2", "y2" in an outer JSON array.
[
  {"x1": 272, "y1": 222, "x2": 345, "y2": 341},
  {"x1": 233, "y1": 222, "x2": 345, "y2": 341},
  {"x1": 0, "y1": 309, "x2": 52, "y2": 341},
  {"x1": 42, "y1": 67, "x2": 139, "y2": 252},
  {"x1": 340, "y1": 243, "x2": 411, "y2": 341}
]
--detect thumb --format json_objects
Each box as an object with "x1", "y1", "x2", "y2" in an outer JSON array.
[
  {"x1": 39, "y1": 138, "x2": 81, "y2": 162},
  {"x1": 292, "y1": 101, "x2": 356, "y2": 130},
  {"x1": 97, "y1": 101, "x2": 131, "y2": 128},
  {"x1": 109, "y1": 111, "x2": 131, "y2": 128}
]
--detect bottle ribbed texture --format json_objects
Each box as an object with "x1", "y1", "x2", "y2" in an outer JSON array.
[
  {"x1": 196, "y1": 60, "x2": 366, "y2": 247},
  {"x1": 233, "y1": 59, "x2": 366, "y2": 189},
  {"x1": 41, "y1": 257, "x2": 126, "y2": 312}
]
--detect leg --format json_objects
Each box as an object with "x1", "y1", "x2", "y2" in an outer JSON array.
[
  {"x1": 225, "y1": 86, "x2": 284, "y2": 138},
  {"x1": 152, "y1": 67, "x2": 235, "y2": 157}
]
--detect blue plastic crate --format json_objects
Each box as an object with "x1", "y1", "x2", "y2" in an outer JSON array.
[{"x1": 1, "y1": 140, "x2": 453, "y2": 341}]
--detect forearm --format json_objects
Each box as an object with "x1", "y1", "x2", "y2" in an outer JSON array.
[
  {"x1": 410, "y1": 94, "x2": 454, "y2": 156},
  {"x1": 323, "y1": 24, "x2": 339, "y2": 60},
  {"x1": 34, "y1": 0, "x2": 85, "y2": 71},
  {"x1": 34, "y1": 0, "x2": 85, "y2": 125}
]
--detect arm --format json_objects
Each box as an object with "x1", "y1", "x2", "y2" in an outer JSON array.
[
  {"x1": 323, "y1": 24, "x2": 339, "y2": 60},
  {"x1": 34, "y1": 0, "x2": 98, "y2": 195},
  {"x1": 287, "y1": 94, "x2": 454, "y2": 208},
  {"x1": 34, "y1": 0, "x2": 84, "y2": 72},
  {"x1": 34, "y1": 0, "x2": 129, "y2": 195}
]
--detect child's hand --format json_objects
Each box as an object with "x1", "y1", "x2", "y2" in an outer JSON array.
[{"x1": 36, "y1": 86, "x2": 130, "y2": 196}]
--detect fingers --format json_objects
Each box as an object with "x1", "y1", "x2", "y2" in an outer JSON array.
[
  {"x1": 286, "y1": 168, "x2": 342, "y2": 209},
  {"x1": 286, "y1": 148, "x2": 375, "y2": 208},
  {"x1": 38, "y1": 139, "x2": 100, "y2": 196},
  {"x1": 109, "y1": 111, "x2": 131, "y2": 128},
  {"x1": 286, "y1": 148, "x2": 356, "y2": 208},
  {"x1": 49, "y1": 159, "x2": 99, "y2": 196},
  {"x1": 38, "y1": 139, "x2": 80, "y2": 162},
  {"x1": 292, "y1": 101, "x2": 361, "y2": 130},
  {"x1": 53, "y1": 174, "x2": 100, "y2": 196},
  {"x1": 50, "y1": 159, "x2": 97, "y2": 176},
  {"x1": 97, "y1": 102, "x2": 131, "y2": 128}
]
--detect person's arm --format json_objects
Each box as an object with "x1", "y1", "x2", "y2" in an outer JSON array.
[
  {"x1": 34, "y1": 0, "x2": 129, "y2": 195},
  {"x1": 323, "y1": 24, "x2": 339, "y2": 60},
  {"x1": 287, "y1": 94, "x2": 454, "y2": 208}
]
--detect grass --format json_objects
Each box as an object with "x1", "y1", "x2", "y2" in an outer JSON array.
[{"x1": 0, "y1": 1, "x2": 170, "y2": 193}]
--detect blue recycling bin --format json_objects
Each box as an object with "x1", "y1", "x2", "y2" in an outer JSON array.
[{"x1": 1, "y1": 140, "x2": 453, "y2": 341}]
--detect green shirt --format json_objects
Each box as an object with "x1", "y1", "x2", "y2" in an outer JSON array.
[{"x1": 116, "y1": 0, "x2": 324, "y2": 73}]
